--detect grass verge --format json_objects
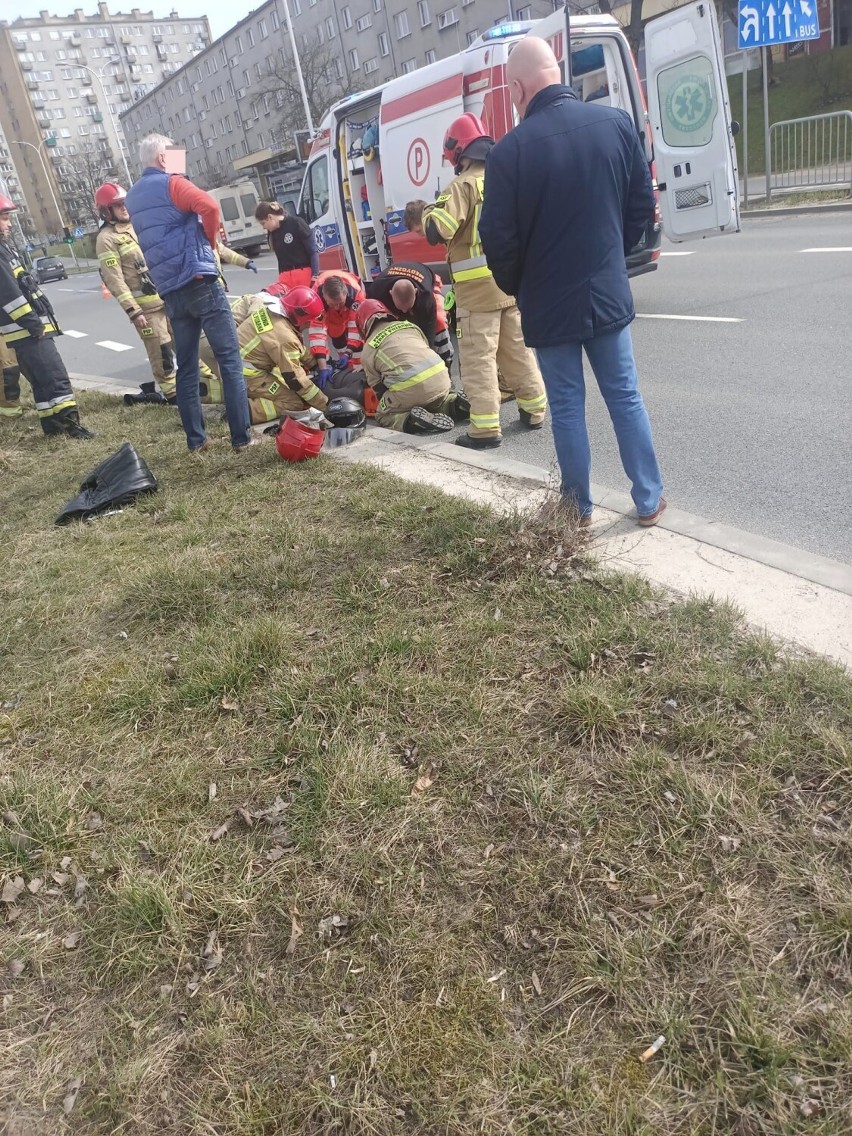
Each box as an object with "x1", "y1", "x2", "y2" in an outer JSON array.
[{"x1": 2, "y1": 394, "x2": 851, "y2": 1135}]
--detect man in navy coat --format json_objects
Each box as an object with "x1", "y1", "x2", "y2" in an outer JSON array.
[{"x1": 479, "y1": 37, "x2": 666, "y2": 527}]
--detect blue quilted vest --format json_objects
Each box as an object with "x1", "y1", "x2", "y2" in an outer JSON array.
[{"x1": 125, "y1": 167, "x2": 217, "y2": 297}]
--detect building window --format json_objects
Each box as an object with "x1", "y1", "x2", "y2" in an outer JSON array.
[
  {"x1": 364, "y1": 57, "x2": 378, "y2": 73},
  {"x1": 401, "y1": 58, "x2": 416, "y2": 73},
  {"x1": 438, "y1": 8, "x2": 458, "y2": 29},
  {"x1": 342, "y1": 7, "x2": 353, "y2": 29},
  {"x1": 247, "y1": 27, "x2": 255, "y2": 47},
  {"x1": 326, "y1": 17, "x2": 336, "y2": 38},
  {"x1": 374, "y1": 0, "x2": 382, "y2": 9},
  {"x1": 425, "y1": 48, "x2": 436, "y2": 63},
  {"x1": 466, "y1": 29, "x2": 479, "y2": 44},
  {"x1": 517, "y1": 5, "x2": 532, "y2": 17},
  {"x1": 292, "y1": 0, "x2": 301, "y2": 13},
  {"x1": 259, "y1": 18, "x2": 268, "y2": 37},
  {"x1": 356, "y1": 14, "x2": 372, "y2": 31},
  {"x1": 378, "y1": 32, "x2": 389, "y2": 56},
  {"x1": 272, "y1": 8, "x2": 280, "y2": 29},
  {"x1": 418, "y1": 1, "x2": 431, "y2": 27},
  {"x1": 234, "y1": 34, "x2": 242, "y2": 52},
  {"x1": 349, "y1": 48, "x2": 360, "y2": 69},
  {"x1": 395, "y1": 11, "x2": 410, "y2": 37},
  {"x1": 318, "y1": 24, "x2": 325, "y2": 43}
]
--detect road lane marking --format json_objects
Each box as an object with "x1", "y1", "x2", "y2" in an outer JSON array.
[
  {"x1": 96, "y1": 340, "x2": 134, "y2": 352},
  {"x1": 63, "y1": 329, "x2": 88, "y2": 338},
  {"x1": 636, "y1": 313, "x2": 743, "y2": 323},
  {"x1": 800, "y1": 247, "x2": 852, "y2": 252},
  {"x1": 659, "y1": 251, "x2": 696, "y2": 256}
]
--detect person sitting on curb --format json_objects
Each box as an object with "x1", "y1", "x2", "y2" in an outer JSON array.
[{"x1": 357, "y1": 299, "x2": 470, "y2": 435}]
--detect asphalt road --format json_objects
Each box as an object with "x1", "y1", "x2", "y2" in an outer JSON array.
[{"x1": 34, "y1": 216, "x2": 852, "y2": 563}]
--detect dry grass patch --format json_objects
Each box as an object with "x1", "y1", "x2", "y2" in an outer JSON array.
[{"x1": 1, "y1": 394, "x2": 851, "y2": 1135}]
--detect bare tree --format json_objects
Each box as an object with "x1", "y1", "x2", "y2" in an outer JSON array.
[
  {"x1": 59, "y1": 142, "x2": 119, "y2": 228},
  {"x1": 193, "y1": 157, "x2": 236, "y2": 191},
  {"x1": 251, "y1": 32, "x2": 365, "y2": 143}
]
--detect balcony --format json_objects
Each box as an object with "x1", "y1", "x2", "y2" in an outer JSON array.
[
  {"x1": 81, "y1": 76, "x2": 93, "y2": 86},
  {"x1": 37, "y1": 114, "x2": 51, "y2": 127},
  {"x1": 13, "y1": 39, "x2": 27, "y2": 50},
  {"x1": 85, "y1": 92, "x2": 98, "y2": 104},
  {"x1": 67, "y1": 35, "x2": 82, "y2": 47},
  {"x1": 26, "y1": 79, "x2": 39, "y2": 90},
  {"x1": 20, "y1": 61, "x2": 34, "y2": 71},
  {"x1": 32, "y1": 98, "x2": 46, "y2": 109},
  {"x1": 120, "y1": 35, "x2": 132, "y2": 44}
]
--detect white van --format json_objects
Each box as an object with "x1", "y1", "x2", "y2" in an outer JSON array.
[{"x1": 207, "y1": 179, "x2": 267, "y2": 255}]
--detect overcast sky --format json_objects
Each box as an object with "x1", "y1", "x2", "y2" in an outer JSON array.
[{"x1": 9, "y1": 1, "x2": 261, "y2": 41}]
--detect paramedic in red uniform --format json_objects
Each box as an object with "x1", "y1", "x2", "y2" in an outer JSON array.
[
  {"x1": 365, "y1": 262, "x2": 453, "y2": 370},
  {"x1": 308, "y1": 270, "x2": 366, "y2": 389},
  {"x1": 255, "y1": 201, "x2": 319, "y2": 290},
  {"x1": 479, "y1": 37, "x2": 665, "y2": 528}
]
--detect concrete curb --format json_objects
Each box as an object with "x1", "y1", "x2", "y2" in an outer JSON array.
[{"x1": 742, "y1": 199, "x2": 852, "y2": 218}]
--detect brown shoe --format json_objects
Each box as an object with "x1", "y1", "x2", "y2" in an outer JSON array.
[
  {"x1": 638, "y1": 497, "x2": 667, "y2": 527},
  {"x1": 191, "y1": 438, "x2": 214, "y2": 454},
  {"x1": 232, "y1": 435, "x2": 265, "y2": 453}
]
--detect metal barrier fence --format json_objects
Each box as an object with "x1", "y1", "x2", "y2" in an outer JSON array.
[{"x1": 769, "y1": 111, "x2": 852, "y2": 197}]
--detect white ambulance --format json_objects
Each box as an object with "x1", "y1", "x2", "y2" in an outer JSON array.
[{"x1": 298, "y1": 3, "x2": 740, "y2": 282}]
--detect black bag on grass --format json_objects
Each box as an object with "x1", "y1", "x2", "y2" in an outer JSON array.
[{"x1": 56, "y1": 441, "x2": 157, "y2": 525}]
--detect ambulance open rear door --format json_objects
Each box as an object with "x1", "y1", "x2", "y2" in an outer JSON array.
[{"x1": 644, "y1": 1, "x2": 740, "y2": 241}]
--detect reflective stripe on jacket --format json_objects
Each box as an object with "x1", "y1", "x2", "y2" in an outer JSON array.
[
  {"x1": 360, "y1": 319, "x2": 450, "y2": 408},
  {"x1": 236, "y1": 304, "x2": 327, "y2": 410},
  {"x1": 422, "y1": 163, "x2": 513, "y2": 313},
  {"x1": 96, "y1": 221, "x2": 164, "y2": 320},
  {"x1": 0, "y1": 239, "x2": 60, "y2": 345}
]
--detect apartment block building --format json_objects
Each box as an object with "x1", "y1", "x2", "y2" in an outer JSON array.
[
  {"x1": 0, "y1": 4, "x2": 210, "y2": 238},
  {"x1": 119, "y1": 0, "x2": 559, "y2": 202}
]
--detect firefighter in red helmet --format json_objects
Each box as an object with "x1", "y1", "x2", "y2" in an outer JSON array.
[
  {"x1": 405, "y1": 113, "x2": 547, "y2": 450},
  {"x1": 0, "y1": 193, "x2": 93, "y2": 438},
  {"x1": 94, "y1": 180, "x2": 178, "y2": 405}
]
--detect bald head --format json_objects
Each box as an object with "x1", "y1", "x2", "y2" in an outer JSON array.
[
  {"x1": 507, "y1": 36, "x2": 562, "y2": 119},
  {"x1": 390, "y1": 278, "x2": 417, "y2": 313}
]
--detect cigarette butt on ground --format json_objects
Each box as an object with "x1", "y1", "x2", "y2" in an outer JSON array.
[{"x1": 639, "y1": 1035, "x2": 666, "y2": 1063}]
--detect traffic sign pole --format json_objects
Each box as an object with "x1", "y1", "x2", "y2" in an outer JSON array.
[
  {"x1": 742, "y1": 52, "x2": 749, "y2": 208},
  {"x1": 763, "y1": 47, "x2": 771, "y2": 205}
]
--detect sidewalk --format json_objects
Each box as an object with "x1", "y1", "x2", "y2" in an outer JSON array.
[{"x1": 70, "y1": 374, "x2": 852, "y2": 668}]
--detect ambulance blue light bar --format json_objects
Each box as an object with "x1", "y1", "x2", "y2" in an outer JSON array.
[{"x1": 482, "y1": 21, "x2": 530, "y2": 40}]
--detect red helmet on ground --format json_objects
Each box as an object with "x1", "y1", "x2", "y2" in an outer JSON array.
[
  {"x1": 0, "y1": 194, "x2": 18, "y2": 213},
  {"x1": 263, "y1": 279, "x2": 290, "y2": 299},
  {"x1": 355, "y1": 299, "x2": 392, "y2": 338},
  {"x1": 442, "y1": 113, "x2": 489, "y2": 168},
  {"x1": 280, "y1": 285, "x2": 324, "y2": 329},
  {"x1": 95, "y1": 181, "x2": 127, "y2": 218}
]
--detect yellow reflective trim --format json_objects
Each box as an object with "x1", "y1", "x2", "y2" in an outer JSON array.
[
  {"x1": 470, "y1": 413, "x2": 500, "y2": 429},
  {"x1": 517, "y1": 394, "x2": 547, "y2": 413},
  {"x1": 0, "y1": 405, "x2": 23, "y2": 417},
  {"x1": 429, "y1": 207, "x2": 459, "y2": 236},
  {"x1": 240, "y1": 334, "x2": 262, "y2": 358},
  {"x1": 136, "y1": 293, "x2": 162, "y2": 305},
  {"x1": 389, "y1": 361, "x2": 445, "y2": 392},
  {"x1": 257, "y1": 398, "x2": 278, "y2": 421},
  {"x1": 37, "y1": 397, "x2": 76, "y2": 418},
  {"x1": 302, "y1": 382, "x2": 321, "y2": 402},
  {"x1": 10, "y1": 302, "x2": 32, "y2": 320},
  {"x1": 452, "y1": 264, "x2": 492, "y2": 283}
]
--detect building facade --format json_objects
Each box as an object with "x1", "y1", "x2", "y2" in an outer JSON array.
[
  {"x1": 0, "y1": 4, "x2": 210, "y2": 238},
  {"x1": 119, "y1": 0, "x2": 559, "y2": 200}
]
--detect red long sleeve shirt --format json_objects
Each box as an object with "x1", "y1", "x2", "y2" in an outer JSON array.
[{"x1": 168, "y1": 176, "x2": 220, "y2": 248}]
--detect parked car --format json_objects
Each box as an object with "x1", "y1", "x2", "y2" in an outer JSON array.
[{"x1": 34, "y1": 256, "x2": 68, "y2": 283}]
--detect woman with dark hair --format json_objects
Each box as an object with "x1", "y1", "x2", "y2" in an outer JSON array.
[{"x1": 255, "y1": 201, "x2": 319, "y2": 288}]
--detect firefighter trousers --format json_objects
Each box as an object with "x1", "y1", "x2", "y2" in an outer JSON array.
[
  {"x1": 136, "y1": 309, "x2": 176, "y2": 399},
  {"x1": 0, "y1": 337, "x2": 22, "y2": 417},
  {"x1": 198, "y1": 341, "x2": 307, "y2": 425},
  {"x1": 376, "y1": 376, "x2": 456, "y2": 432},
  {"x1": 12, "y1": 337, "x2": 78, "y2": 436},
  {"x1": 456, "y1": 304, "x2": 547, "y2": 439}
]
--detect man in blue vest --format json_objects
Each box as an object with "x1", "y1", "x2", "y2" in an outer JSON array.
[{"x1": 125, "y1": 135, "x2": 255, "y2": 453}]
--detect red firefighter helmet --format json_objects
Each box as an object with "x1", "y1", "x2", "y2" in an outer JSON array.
[
  {"x1": 280, "y1": 285, "x2": 324, "y2": 329},
  {"x1": 94, "y1": 181, "x2": 127, "y2": 218},
  {"x1": 355, "y1": 299, "x2": 392, "y2": 338},
  {"x1": 442, "y1": 113, "x2": 489, "y2": 168},
  {"x1": 0, "y1": 194, "x2": 18, "y2": 213},
  {"x1": 263, "y1": 278, "x2": 290, "y2": 299}
]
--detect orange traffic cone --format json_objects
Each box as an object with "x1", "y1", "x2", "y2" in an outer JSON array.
[{"x1": 100, "y1": 280, "x2": 110, "y2": 299}]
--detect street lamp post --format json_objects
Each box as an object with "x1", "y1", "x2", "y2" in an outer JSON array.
[
  {"x1": 279, "y1": 0, "x2": 314, "y2": 134},
  {"x1": 10, "y1": 136, "x2": 65, "y2": 238},
  {"x1": 77, "y1": 61, "x2": 134, "y2": 185}
]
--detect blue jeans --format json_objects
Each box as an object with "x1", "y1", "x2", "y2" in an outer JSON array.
[
  {"x1": 164, "y1": 276, "x2": 251, "y2": 450},
  {"x1": 536, "y1": 325, "x2": 663, "y2": 518}
]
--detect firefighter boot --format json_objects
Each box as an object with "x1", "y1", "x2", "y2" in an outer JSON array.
[
  {"x1": 55, "y1": 406, "x2": 95, "y2": 439},
  {"x1": 446, "y1": 392, "x2": 471, "y2": 423},
  {"x1": 519, "y1": 408, "x2": 544, "y2": 430},
  {"x1": 403, "y1": 407, "x2": 454, "y2": 436},
  {"x1": 124, "y1": 381, "x2": 167, "y2": 406}
]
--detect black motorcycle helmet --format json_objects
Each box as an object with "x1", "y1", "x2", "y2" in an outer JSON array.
[{"x1": 325, "y1": 397, "x2": 366, "y2": 429}]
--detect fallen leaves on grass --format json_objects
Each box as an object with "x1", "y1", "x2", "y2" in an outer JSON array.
[
  {"x1": 201, "y1": 929, "x2": 223, "y2": 973},
  {"x1": 62, "y1": 930, "x2": 82, "y2": 950},
  {"x1": 286, "y1": 904, "x2": 303, "y2": 955},
  {"x1": 220, "y1": 695, "x2": 239, "y2": 712},
  {"x1": 1, "y1": 876, "x2": 25, "y2": 904},
  {"x1": 62, "y1": 1077, "x2": 82, "y2": 1115},
  {"x1": 412, "y1": 765, "x2": 438, "y2": 796},
  {"x1": 318, "y1": 914, "x2": 350, "y2": 943}
]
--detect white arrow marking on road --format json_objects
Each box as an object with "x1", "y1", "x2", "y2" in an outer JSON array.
[
  {"x1": 63, "y1": 329, "x2": 88, "y2": 337},
  {"x1": 660, "y1": 251, "x2": 696, "y2": 256},
  {"x1": 96, "y1": 340, "x2": 134, "y2": 351},
  {"x1": 800, "y1": 247, "x2": 852, "y2": 252},
  {"x1": 800, "y1": 0, "x2": 812, "y2": 14},
  {"x1": 741, "y1": 5, "x2": 759, "y2": 40},
  {"x1": 782, "y1": 1, "x2": 793, "y2": 36},
  {"x1": 636, "y1": 314, "x2": 743, "y2": 322},
  {"x1": 766, "y1": 2, "x2": 777, "y2": 37}
]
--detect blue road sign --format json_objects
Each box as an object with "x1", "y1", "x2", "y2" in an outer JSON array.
[
  {"x1": 73, "y1": 226, "x2": 85, "y2": 238},
  {"x1": 738, "y1": 0, "x2": 820, "y2": 48}
]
